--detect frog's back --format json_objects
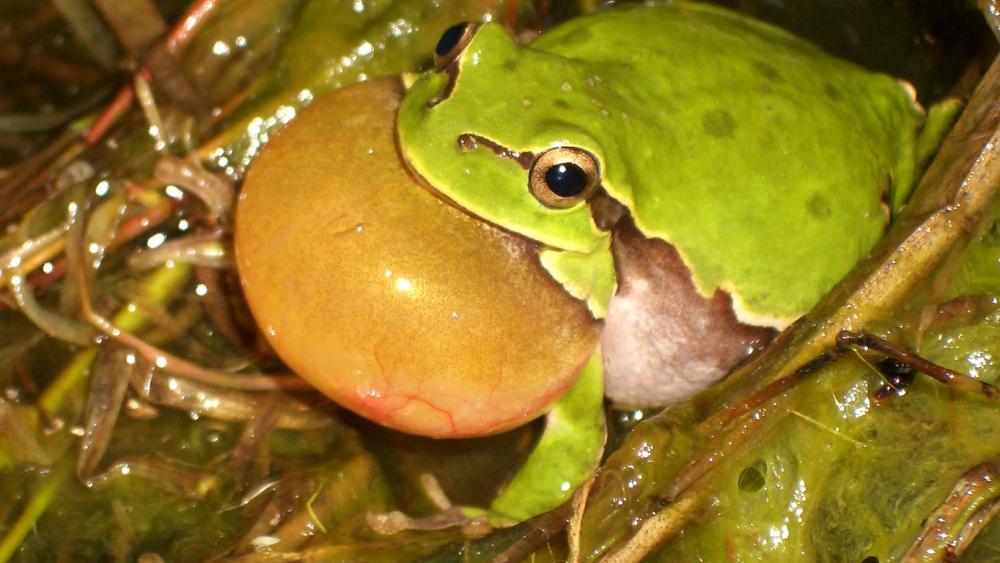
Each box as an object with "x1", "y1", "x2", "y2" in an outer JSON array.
[
  {"x1": 534, "y1": 2, "x2": 820, "y2": 65},
  {"x1": 533, "y1": 3, "x2": 924, "y2": 326}
]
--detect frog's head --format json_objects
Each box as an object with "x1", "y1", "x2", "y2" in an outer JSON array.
[{"x1": 399, "y1": 22, "x2": 616, "y2": 260}]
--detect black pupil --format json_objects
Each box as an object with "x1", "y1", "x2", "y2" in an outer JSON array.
[
  {"x1": 545, "y1": 162, "x2": 589, "y2": 198},
  {"x1": 436, "y1": 23, "x2": 467, "y2": 58}
]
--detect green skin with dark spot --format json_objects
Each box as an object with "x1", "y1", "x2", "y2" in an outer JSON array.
[{"x1": 397, "y1": 2, "x2": 926, "y2": 327}]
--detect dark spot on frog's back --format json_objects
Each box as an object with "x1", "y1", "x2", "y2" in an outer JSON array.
[
  {"x1": 825, "y1": 84, "x2": 842, "y2": 101},
  {"x1": 554, "y1": 99, "x2": 570, "y2": 110},
  {"x1": 753, "y1": 61, "x2": 782, "y2": 82},
  {"x1": 807, "y1": 192, "x2": 832, "y2": 218},
  {"x1": 558, "y1": 27, "x2": 591, "y2": 46},
  {"x1": 702, "y1": 109, "x2": 736, "y2": 138},
  {"x1": 502, "y1": 59, "x2": 518, "y2": 72}
]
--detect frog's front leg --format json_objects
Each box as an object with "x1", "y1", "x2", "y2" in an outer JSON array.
[
  {"x1": 370, "y1": 350, "x2": 606, "y2": 530},
  {"x1": 489, "y1": 348, "x2": 606, "y2": 523}
]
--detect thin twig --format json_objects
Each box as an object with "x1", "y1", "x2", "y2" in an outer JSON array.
[{"x1": 837, "y1": 330, "x2": 1000, "y2": 400}]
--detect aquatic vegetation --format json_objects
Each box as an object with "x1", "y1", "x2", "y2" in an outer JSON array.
[{"x1": 0, "y1": 1, "x2": 999, "y2": 561}]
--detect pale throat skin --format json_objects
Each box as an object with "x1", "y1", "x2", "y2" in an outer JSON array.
[{"x1": 396, "y1": 2, "x2": 928, "y2": 405}]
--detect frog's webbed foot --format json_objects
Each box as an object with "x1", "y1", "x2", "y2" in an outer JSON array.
[
  {"x1": 890, "y1": 96, "x2": 965, "y2": 212},
  {"x1": 916, "y1": 98, "x2": 965, "y2": 172}
]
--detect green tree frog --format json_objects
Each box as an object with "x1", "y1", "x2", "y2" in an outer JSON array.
[
  {"x1": 236, "y1": 2, "x2": 953, "y2": 522},
  {"x1": 397, "y1": 1, "x2": 947, "y2": 407}
]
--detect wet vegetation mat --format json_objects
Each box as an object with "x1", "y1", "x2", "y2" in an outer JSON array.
[{"x1": 1, "y1": 1, "x2": 999, "y2": 561}]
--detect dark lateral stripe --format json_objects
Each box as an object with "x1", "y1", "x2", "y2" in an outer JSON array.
[{"x1": 456, "y1": 133, "x2": 535, "y2": 169}]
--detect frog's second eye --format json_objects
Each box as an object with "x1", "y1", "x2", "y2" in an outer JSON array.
[
  {"x1": 529, "y1": 147, "x2": 601, "y2": 208},
  {"x1": 434, "y1": 22, "x2": 479, "y2": 70}
]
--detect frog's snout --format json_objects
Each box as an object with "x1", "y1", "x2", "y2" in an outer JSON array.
[{"x1": 235, "y1": 78, "x2": 599, "y2": 438}]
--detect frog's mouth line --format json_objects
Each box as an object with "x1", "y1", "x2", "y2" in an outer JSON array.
[{"x1": 393, "y1": 124, "x2": 552, "y2": 255}]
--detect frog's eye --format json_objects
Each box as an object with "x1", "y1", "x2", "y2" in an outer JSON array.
[
  {"x1": 434, "y1": 22, "x2": 479, "y2": 70},
  {"x1": 528, "y1": 147, "x2": 601, "y2": 209}
]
